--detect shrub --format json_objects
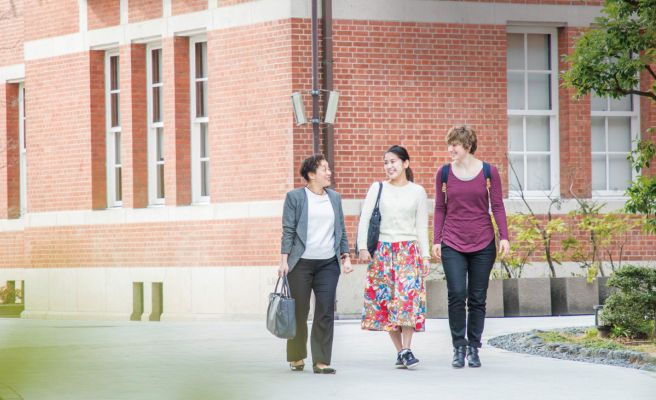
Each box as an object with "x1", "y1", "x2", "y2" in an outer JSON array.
[
  {"x1": 602, "y1": 265, "x2": 656, "y2": 340},
  {"x1": 0, "y1": 286, "x2": 21, "y2": 305}
]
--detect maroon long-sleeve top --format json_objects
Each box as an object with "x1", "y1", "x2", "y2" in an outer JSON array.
[{"x1": 433, "y1": 164, "x2": 509, "y2": 253}]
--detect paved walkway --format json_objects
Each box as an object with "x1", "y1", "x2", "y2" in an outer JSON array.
[{"x1": 0, "y1": 316, "x2": 654, "y2": 400}]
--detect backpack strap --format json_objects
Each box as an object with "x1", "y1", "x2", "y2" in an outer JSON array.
[
  {"x1": 440, "y1": 164, "x2": 450, "y2": 204},
  {"x1": 482, "y1": 162, "x2": 492, "y2": 213},
  {"x1": 442, "y1": 162, "x2": 492, "y2": 209}
]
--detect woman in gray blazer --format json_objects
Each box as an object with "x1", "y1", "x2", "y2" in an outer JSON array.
[{"x1": 279, "y1": 154, "x2": 353, "y2": 374}]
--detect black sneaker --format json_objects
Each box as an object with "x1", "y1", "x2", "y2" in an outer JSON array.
[
  {"x1": 395, "y1": 352, "x2": 406, "y2": 369},
  {"x1": 401, "y1": 349, "x2": 420, "y2": 369}
]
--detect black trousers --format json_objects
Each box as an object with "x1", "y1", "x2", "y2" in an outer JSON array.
[
  {"x1": 441, "y1": 239, "x2": 496, "y2": 348},
  {"x1": 286, "y1": 257, "x2": 340, "y2": 365}
]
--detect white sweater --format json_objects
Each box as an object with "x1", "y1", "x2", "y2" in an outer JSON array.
[{"x1": 357, "y1": 181, "x2": 430, "y2": 258}]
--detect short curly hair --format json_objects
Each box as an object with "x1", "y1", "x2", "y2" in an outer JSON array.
[
  {"x1": 299, "y1": 154, "x2": 326, "y2": 181},
  {"x1": 446, "y1": 125, "x2": 478, "y2": 154}
]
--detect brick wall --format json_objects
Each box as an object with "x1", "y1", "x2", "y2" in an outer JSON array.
[
  {"x1": 0, "y1": 83, "x2": 20, "y2": 218},
  {"x1": 210, "y1": 19, "x2": 295, "y2": 202},
  {"x1": 90, "y1": 51, "x2": 107, "y2": 209},
  {"x1": 120, "y1": 44, "x2": 149, "y2": 208},
  {"x1": 558, "y1": 26, "x2": 591, "y2": 198},
  {"x1": 163, "y1": 36, "x2": 192, "y2": 205},
  {"x1": 25, "y1": 52, "x2": 96, "y2": 212},
  {"x1": 24, "y1": 0, "x2": 78, "y2": 41},
  {"x1": 0, "y1": 230, "x2": 27, "y2": 268},
  {"x1": 293, "y1": 20, "x2": 508, "y2": 199},
  {"x1": 172, "y1": 0, "x2": 207, "y2": 15},
  {"x1": 512, "y1": 214, "x2": 656, "y2": 266},
  {"x1": 640, "y1": 67, "x2": 656, "y2": 178},
  {"x1": 0, "y1": 0, "x2": 24, "y2": 67},
  {"x1": 15, "y1": 218, "x2": 280, "y2": 268},
  {"x1": 128, "y1": 0, "x2": 162, "y2": 23},
  {"x1": 88, "y1": 0, "x2": 120, "y2": 30}
]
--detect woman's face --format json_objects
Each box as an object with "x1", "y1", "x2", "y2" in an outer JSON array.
[
  {"x1": 448, "y1": 142, "x2": 469, "y2": 161},
  {"x1": 309, "y1": 160, "x2": 332, "y2": 188},
  {"x1": 384, "y1": 152, "x2": 408, "y2": 181}
]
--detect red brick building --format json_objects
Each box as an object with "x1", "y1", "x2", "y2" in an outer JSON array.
[{"x1": 0, "y1": 0, "x2": 654, "y2": 320}]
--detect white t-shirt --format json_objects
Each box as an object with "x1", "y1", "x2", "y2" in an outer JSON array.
[
  {"x1": 302, "y1": 187, "x2": 336, "y2": 259},
  {"x1": 357, "y1": 181, "x2": 429, "y2": 258}
]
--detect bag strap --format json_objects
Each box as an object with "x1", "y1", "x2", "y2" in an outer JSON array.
[
  {"x1": 356, "y1": 182, "x2": 384, "y2": 253},
  {"x1": 281, "y1": 275, "x2": 291, "y2": 298},
  {"x1": 373, "y1": 181, "x2": 383, "y2": 210},
  {"x1": 441, "y1": 164, "x2": 450, "y2": 204},
  {"x1": 273, "y1": 274, "x2": 292, "y2": 297},
  {"x1": 274, "y1": 275, "x2": 292, "y2": 298}
]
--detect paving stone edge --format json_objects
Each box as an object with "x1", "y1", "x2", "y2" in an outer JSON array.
[{"x1": 488, "y1": 327, "x2": 656, "y2": 372}]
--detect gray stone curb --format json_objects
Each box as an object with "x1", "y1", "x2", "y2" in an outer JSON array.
[{"x1": 488, "y1": 327, "x2": 656, "y2": 372}]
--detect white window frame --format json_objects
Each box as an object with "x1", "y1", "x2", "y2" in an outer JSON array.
[
  {"x1": 147, "y1": 44, "x2": 165, "y2": 206},
  {"x1": 190, "y1": 35, "x2": 210, "y2": 204},
  {"x1": 507, "y1": 26, "x2": 560, "y2": 198},
  {"x1": 18, "y1": 82, "x2": 26, "y2": 216},
  {"x1": 591, "y1": 93, "x2": 640, "y2": 197},
  {"x1": 105, "y1": 50, "x2": 122, "y2": 208}
]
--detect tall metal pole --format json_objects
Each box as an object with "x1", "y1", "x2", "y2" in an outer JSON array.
[{"x1": 311, "y1": 0, "x2": 320, "y2": 154}]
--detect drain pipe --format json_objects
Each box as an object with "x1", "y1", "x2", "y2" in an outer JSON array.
[
  {"x1": 322, "y1": 0, "x2": 335, "y2": 177},
  {"x1": 311, "y1": 0, "x2": 320, "y2": 153}
]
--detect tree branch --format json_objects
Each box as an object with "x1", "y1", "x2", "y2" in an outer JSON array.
[
  {"x1": 613, "y1": 73, "x2": 656, "y2": 100},
  {"x1": 646, "y1": 65, "x2": 656, "y2": 81}
]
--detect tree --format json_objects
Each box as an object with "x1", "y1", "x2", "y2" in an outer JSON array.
[
  {"x1": 562, "y1": 0, "x2": 656, "y2": 233},
  {"x1": 507, "y1": 156, "x2": 567, "y2": 278}
]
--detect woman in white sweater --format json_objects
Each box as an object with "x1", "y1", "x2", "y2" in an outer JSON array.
[{"x1": 358, "y1": 145, "x2": 430, "y2": 369}]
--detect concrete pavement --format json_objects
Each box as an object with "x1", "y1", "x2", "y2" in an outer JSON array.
[{"x1": 0, "y1": 316, "x2": 654, "y2": 400}]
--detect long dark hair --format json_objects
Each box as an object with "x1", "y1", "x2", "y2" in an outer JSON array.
[{"x1": 386, "y1": 145, "x2": 414, "y2": 182}]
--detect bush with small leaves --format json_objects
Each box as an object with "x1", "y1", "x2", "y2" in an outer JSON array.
[{"x1": 602, "y1": 265, "x2": 656, "y2": 340}]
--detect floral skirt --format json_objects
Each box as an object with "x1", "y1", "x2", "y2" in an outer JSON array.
[{"x1": 361, "y1": 241, "x2": 426, "y2": 332}]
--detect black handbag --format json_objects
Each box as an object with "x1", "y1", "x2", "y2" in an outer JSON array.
[
  {"x1": 266, "y1": 275, "x2": 296, "y2": 339},
  {"x1": 366, "y1": 182, "x2": 383, "y2": 255}
]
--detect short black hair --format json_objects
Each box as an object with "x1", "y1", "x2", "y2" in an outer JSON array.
[{"x1": 300, "y1": 154, "x2": 326, "y2": 181}]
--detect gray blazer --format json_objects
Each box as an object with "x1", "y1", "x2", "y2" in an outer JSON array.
[{"x1": 280, "y1": 187, "x2": 349, "y2": 273}]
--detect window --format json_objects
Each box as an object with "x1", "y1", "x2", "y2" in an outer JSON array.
[
  {"x1": 507, "y1": 28, "x2": 559, "y2": 196},
  {"x1": 147, "y1": 45, "x2": 165, "y2": 205},
  {"x1": 18, "y1": 82, "x2": 26, "y2": 216},
  {"x1": 591, "y1": 93, "x2": 638, "y2": 195},
  {"x1": 191, "y1": 38, "x2": 209, "y2": 203},
  {"x1": 105, "y1": 51, "x2": 122, "y2": 207}
]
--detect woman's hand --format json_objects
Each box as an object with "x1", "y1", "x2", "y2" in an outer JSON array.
[
  {"x1": 498, "y1": 239, "x2": 510, "y2": 259},
  {"x1": 421, "y1": 257, "x2": 431, "y2": 278},
  {"x1": 278, "y1": 262, "x2": 289, "y2": 277},
  {"x1": 341, "y1": 255, "x2": 353, "y2": 274},
  {"x1": 278, "y1": 255, "x2": 289, "y2": 277},
  {"x1": 358, "y1": 250, "x2": 371, "y2": 262},
  {"x1": 431, "y1": 244, "x2": 441, "y2": 262}
]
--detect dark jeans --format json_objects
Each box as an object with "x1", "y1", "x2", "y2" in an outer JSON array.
[
  {"x1": 441, "y1": 239, "x2": 496, "y2": 348},
  {"x1": 286, "y1": 257, "x2": 340, "y2": 365}
]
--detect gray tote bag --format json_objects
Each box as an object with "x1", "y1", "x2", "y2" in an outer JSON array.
[{"x1": 266, "y1": 275, "x2": 296, "y2": 339}]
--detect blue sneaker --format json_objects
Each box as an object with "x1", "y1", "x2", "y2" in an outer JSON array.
[{"x1": 400, "y1": 349, "x2": 420, "y2": 369}]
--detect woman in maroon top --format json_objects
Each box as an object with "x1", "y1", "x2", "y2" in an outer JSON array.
[{"x1": 432, "y1": 126, "x2": 510, "y2": 368}]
